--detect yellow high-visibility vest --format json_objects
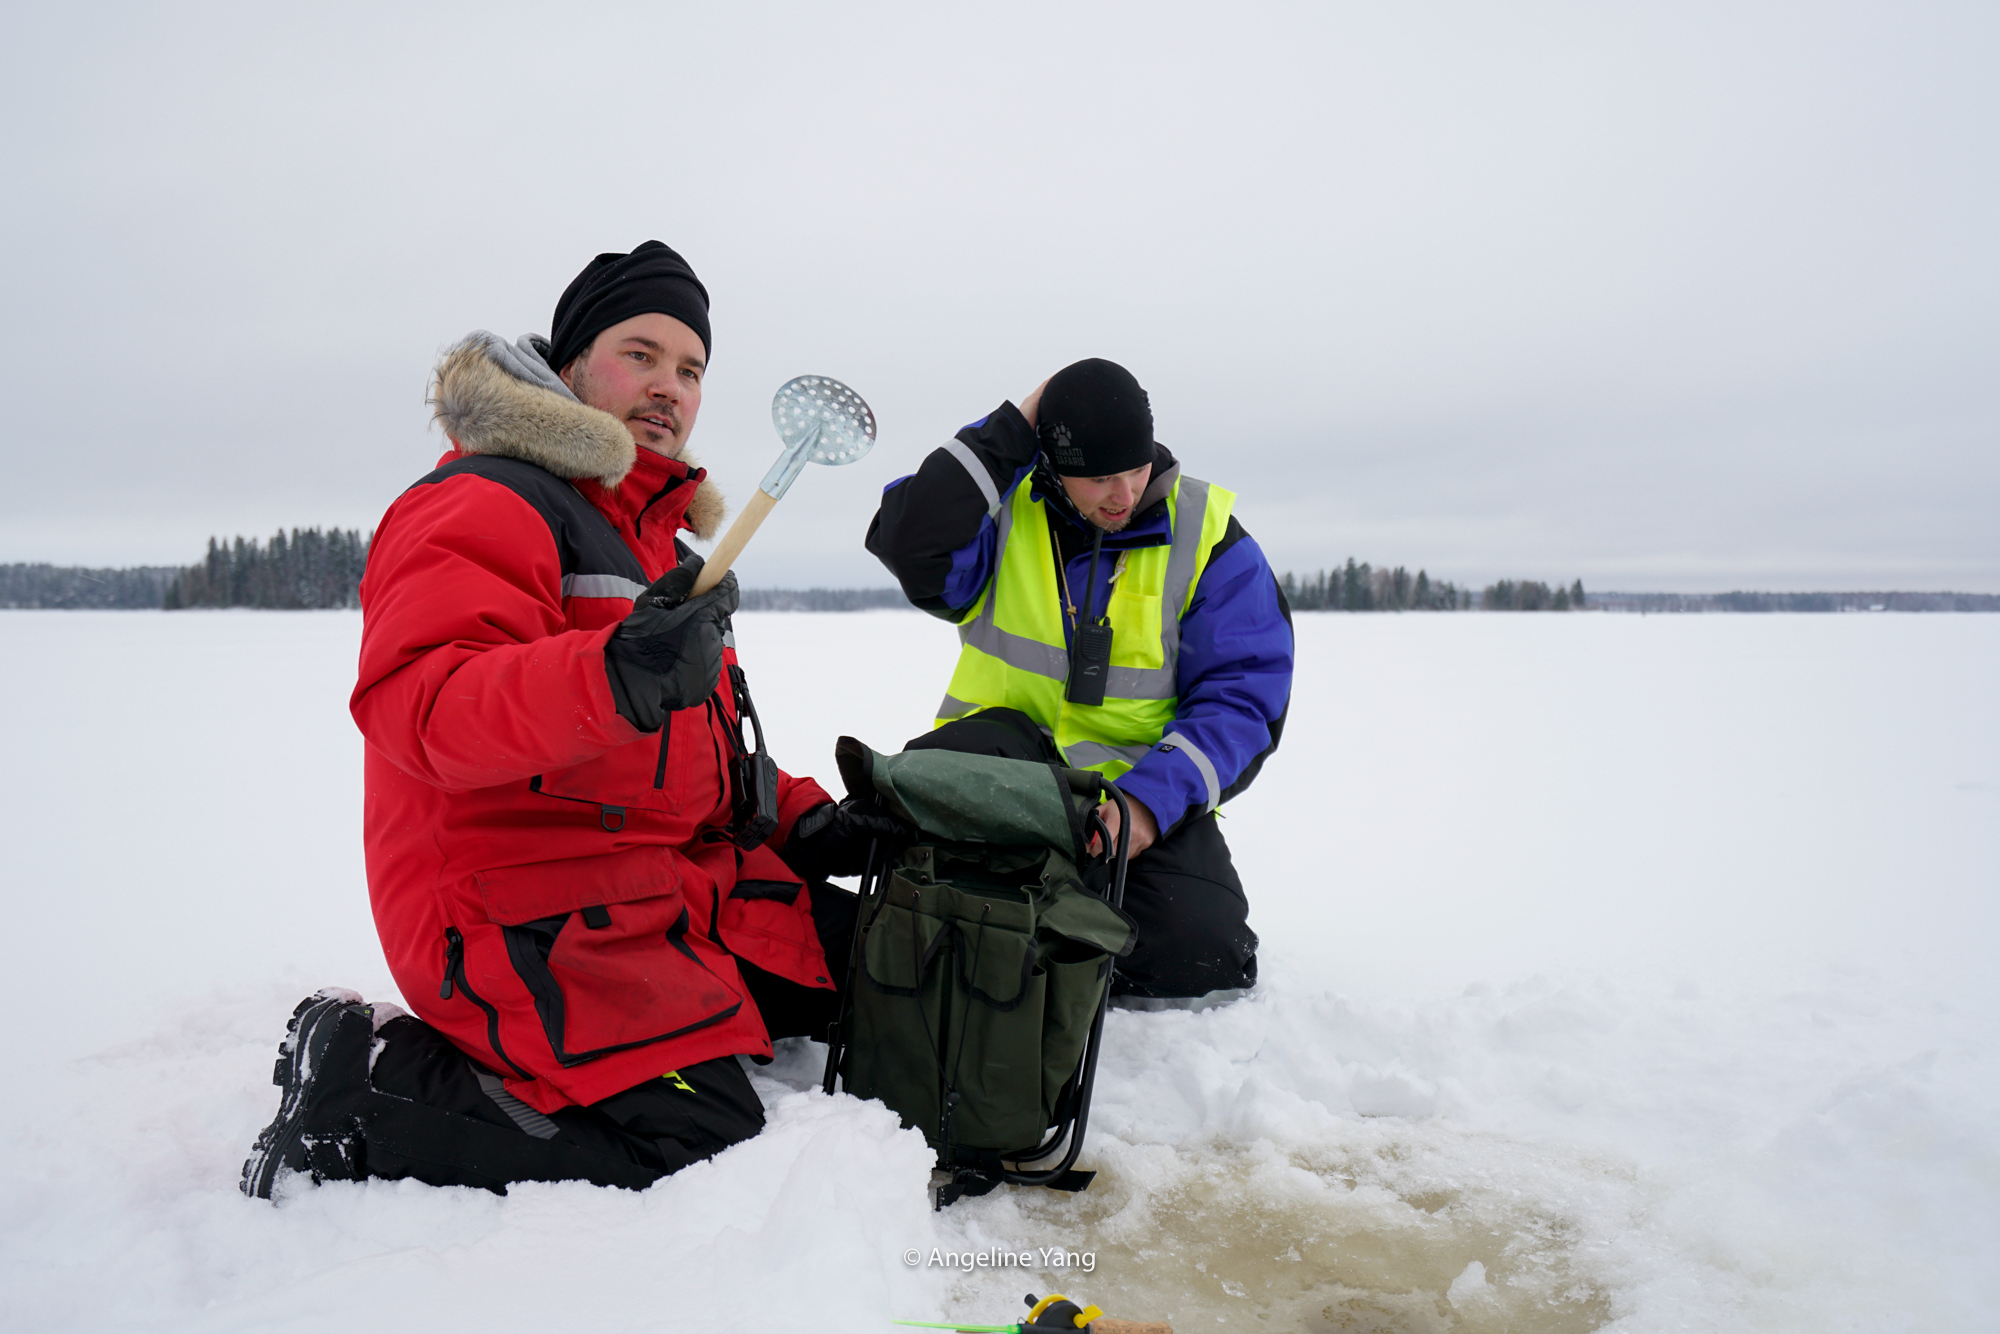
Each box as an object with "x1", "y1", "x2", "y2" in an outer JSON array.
[{"x1": 936, "y1": 472, "x2": 1235, "y2": 809}]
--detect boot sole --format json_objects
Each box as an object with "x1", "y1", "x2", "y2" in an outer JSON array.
[{"x1": 240, "y1": 991, "x2": 364, "y2": 1200}]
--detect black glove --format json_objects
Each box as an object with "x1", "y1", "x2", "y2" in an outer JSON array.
[
  {"x1": 603, "y1": 554, "x2": 739, "y2": 732},
  {"x1": 783, "y1": 794, "x2": 917, "y2": 881}
]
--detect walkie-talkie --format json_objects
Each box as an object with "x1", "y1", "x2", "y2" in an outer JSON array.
[
  {"x1": 1067, "y1": 624, "x2": 1113, "y2": 706},
  {"x1": 1064, "y1": 526, "x2": 1113, "y2": 708}
]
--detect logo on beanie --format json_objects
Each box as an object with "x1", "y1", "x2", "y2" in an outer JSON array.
[{"x1": 1047, "y1": 423, "x2": 1087, "y2": 471}]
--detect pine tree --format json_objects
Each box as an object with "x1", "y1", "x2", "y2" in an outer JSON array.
[
  {"x1": 1342, "y1": 558, "x2": 1373, "y2": 611},
  {"x1": 164, "y1": 528, "x2": 371, "y2": 609}
]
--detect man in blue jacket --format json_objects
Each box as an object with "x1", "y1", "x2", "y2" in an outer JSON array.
[{"x1": 866, "y1": 359, "x2": 1294, "y2": 999}]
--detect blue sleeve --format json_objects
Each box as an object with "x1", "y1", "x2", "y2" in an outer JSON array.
[
  {"x1": 1111, "y1": 532, "x2": 1294, "y2": 835},
  {"x1": 941, "y1": 503, "x2": 1003, "y2": 613}
]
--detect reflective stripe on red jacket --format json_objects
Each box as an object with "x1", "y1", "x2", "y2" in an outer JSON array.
[{"x1": 354, "y1": 391, "x2": 831, "y2": 1114}]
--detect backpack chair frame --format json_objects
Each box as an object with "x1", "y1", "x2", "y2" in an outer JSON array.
[{"x1": 820, "y1": 736, "x2": 1137, "y2": 1210}]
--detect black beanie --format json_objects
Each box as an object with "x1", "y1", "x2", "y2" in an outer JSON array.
[
  {"x1": 1036, "y1": 358, "x2": 1156, "y2": 476},
  {"x1": 549, "y1": 240, "x2": 711, "y2": 372}
]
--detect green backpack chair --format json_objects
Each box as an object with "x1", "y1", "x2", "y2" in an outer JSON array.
[{"x1": 820, "y1": 736, "x2": 1137, "y2": 1209}]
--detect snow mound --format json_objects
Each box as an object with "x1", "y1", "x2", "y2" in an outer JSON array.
[{"x1": 895, "y1": 978, "x2": 2000, "y2": 1332}]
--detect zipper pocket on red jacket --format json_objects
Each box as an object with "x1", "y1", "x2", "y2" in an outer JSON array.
[
  {"x1": 441, "y1": 926, "x2": 530, "y2": 1080},
  {"x1": 500, "y1": 908, "x2": 743, "y2": 1068}
]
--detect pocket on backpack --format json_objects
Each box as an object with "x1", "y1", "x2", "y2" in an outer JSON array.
[
  {"x1": 1040, "y1": 948, "x2": 1111, "y2": 1120},
  {"x1": 861, "y1": 894, "x2": 950, "y2": 996},
  {"x1": 848, "y1": 893, "x2": 953, "y2": 1142},
  {"x1": 953, "y1": 909, "x2": 1037, "y2": 1011},
  {"x1": 948, "y1": 964, "x2": 1048, "y2": 1153}
]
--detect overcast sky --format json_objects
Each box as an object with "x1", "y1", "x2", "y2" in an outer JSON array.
[{"x1": 3, "y1": 1, "x2": 1994, "y2": 591}]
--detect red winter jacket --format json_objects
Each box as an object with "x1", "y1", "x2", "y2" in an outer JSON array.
[{"x1": 352, "y1": 338, "x2": 834, "y2": 1114}]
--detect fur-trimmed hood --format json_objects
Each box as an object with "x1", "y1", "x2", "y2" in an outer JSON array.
[{"x1": 428, "y1": 331, "x2": 724, "y2": 540}]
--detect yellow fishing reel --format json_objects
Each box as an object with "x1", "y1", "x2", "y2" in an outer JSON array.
[
  {"x1": 893, "y1": 1290, "x2": 1169, "y2": 1333},
  {"x1": 1025, "y1": 1294, "x2": 1103, "y2": 1329}
]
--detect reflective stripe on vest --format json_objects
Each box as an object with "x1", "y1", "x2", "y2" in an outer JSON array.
[{"x1": 936, "y1": 475, "x2": 1235, "y2": 799}]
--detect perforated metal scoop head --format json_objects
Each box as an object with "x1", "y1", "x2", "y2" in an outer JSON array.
[
  {"x1": 772, "y1": 376, "x2": 876, "y2": 462},
  {"x1": 762, "y1": 375, "x2": 877, "y2": 498}
]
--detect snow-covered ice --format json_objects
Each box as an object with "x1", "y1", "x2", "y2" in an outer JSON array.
[{"x1": 1, "y1": 609, "x2": 1994, "y2": 1331}]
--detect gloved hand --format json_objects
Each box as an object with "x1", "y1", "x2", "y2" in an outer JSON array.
[
  {"x1": 783, "y1": 793, "x2": 917, "y2": 881},
  {"x1": 603, "y1": 553, "x2": 739, "y2": 732}
]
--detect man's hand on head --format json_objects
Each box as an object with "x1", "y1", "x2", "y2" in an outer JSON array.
[
  {"x1": 1018, "y1": 377, "x2": 1052, "y2": 430},
  {"x1": 1090, "y1": 791, "x2": 1159, "y2": 860}
]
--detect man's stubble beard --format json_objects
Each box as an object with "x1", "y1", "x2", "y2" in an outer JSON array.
[{"x1": 565, "y1": 359, "x2": 683, "y2": 459}]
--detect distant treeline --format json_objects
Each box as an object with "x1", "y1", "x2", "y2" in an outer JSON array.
[
  {"x1": 9, "y1": 544, "x2": 1997, "y2": 615},
  {"x1": 1281, "y1": 561, "x2": 1471, "y2": 610},
  {"x1": 738, "y1": 588, "x2": 908, "y2": 611},
  {"x1": 2, "y1": 531, "x2": 377, "y2": 609},
  {"x1": 155, "y1": 532, "x2": 910, "y2": 611},
  {"x1": 164, "y1": 529, "x2": 373, "y2": 609},
  {"x1": 1482, "y1": 579, "x2": 1588, "y2": 611},
  {"x1": 1279, "y1": 561, "x2": 1589, "y2": 611},
  {"x1": 1278, "y1": 568, "x2": 2000, "y2": 613},
  {"x1": 0, "y1": 564, "x2": 180, "y2": 609},
  {"x1": 1590, "y1": 590, "x2": 2000, "y2": 613},
  {"x1": 3, "y1": 533, "x2": 915, "y2": 612}
]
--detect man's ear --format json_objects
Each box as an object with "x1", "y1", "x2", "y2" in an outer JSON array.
[{"x1": 557, "y1": 338, "x2": 590, "y2": 394}]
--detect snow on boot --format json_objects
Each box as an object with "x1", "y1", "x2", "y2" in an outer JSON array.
[{"x1": 239, "y1": 988, "x2": 375, "y2": 1200}]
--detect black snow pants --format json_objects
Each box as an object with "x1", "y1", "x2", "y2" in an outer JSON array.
[
  {"x1": 358, "y1": 883, "x2": 858, "y2": 1193},
  {"x1": 905, "y1": 708, "x2": 1258, "y2": 999},
  {"x1": 365, "y1": 1023, "x2": 765, "y2": 1189}
]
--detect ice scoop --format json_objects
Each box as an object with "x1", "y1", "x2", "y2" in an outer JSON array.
[{"x1": 690, "y1": 375, "x2": 877, "y2": 596}]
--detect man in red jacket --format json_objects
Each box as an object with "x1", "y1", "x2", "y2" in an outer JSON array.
[{"x1": 242, "y1": 242, "x2": 902, "y2": 1198}]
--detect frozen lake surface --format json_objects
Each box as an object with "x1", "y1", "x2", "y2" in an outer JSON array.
[{"x1": 0, "y1": 610, "x2": 1994, "y2": 1331}]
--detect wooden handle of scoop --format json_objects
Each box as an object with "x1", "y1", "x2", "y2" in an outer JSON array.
[
  {"x1": 690, "y1": 488, "x2": 777, "y2": 596},
  {"x1": 1092, "y1": 1322, "x2": 1173, "y2": 1334}
]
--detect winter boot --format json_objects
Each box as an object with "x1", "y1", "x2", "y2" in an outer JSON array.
[{"x1": 240, "y1": 988, "x2": 380, "y2": 1199}]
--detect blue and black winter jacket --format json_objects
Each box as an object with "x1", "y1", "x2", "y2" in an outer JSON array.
[{"x1": 865, "y1": 401, "x2": 1295, "y2": 835}]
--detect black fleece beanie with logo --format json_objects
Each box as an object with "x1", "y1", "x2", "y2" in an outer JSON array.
[
  {"x1": 1035, "y1": 358, "x2": 1156, "y2": 477},
  {"x1": 549, "y1": 240, "x2": 711, "y2": 372}
]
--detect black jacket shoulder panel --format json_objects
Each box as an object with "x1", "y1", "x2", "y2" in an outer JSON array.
[
  {"x1": 410, "y1": 455, "x2": 645, "y2": 582},
  {"x1": 1206, "y1": 513, "x2": 1249, "y2": 565}
]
